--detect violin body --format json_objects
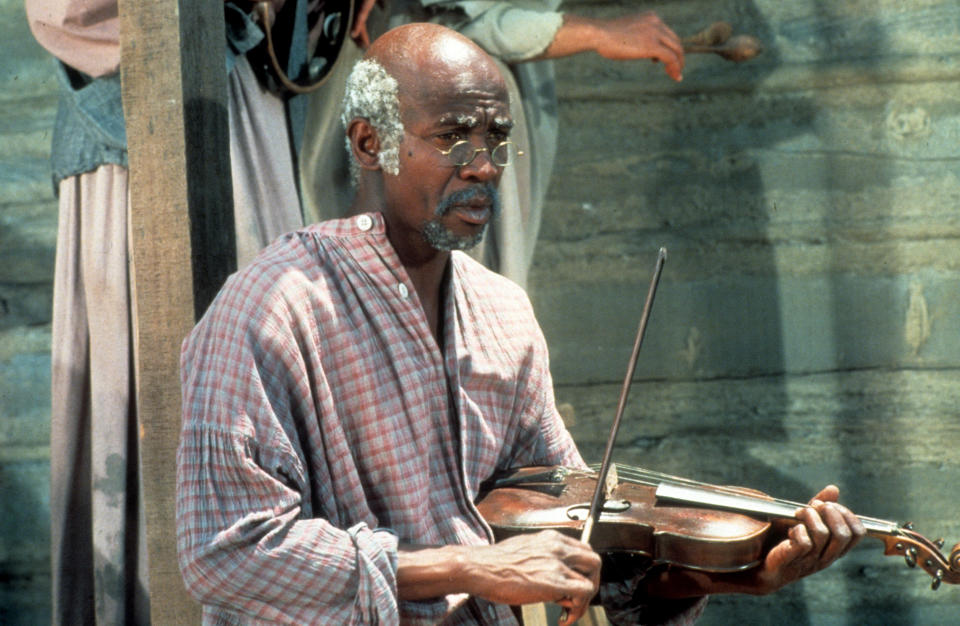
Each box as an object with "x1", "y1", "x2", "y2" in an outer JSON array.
[
  {"x1": 476, "y1": 465, "x2": 960, "y2": 589},
  {"x1": 476, "y1": 466, "x2": 772, "y2": 573}
]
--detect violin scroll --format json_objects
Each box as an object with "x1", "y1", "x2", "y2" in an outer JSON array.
[{"x1": 878, "y1": 529, "x2": 960, "y2": 589}]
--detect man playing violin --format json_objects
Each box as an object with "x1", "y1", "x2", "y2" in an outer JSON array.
[{"x1": 176, "y1": 22, "x2": 864, "y2": 625}]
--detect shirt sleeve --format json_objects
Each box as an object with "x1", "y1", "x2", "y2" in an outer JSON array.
[
  {"x1": 25, "y1": 0, "x2": 120, "y2": 77},
  {"x1": 176, "y1": 275, "x2": 400, "y2": 623},
  {"x1": 422, "y1": 0, "x2": 564, "y2": 62},
  {"x1": 494, "y1": 282, "x2": 586, "y2": 470}
]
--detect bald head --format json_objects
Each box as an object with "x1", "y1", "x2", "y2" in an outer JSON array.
[
  {"x1": 341, "y1": 23, "x2": 508, "y2": 181},
  {"x1": 366, "y1": 23, "x2": 506, "y2": 105}
]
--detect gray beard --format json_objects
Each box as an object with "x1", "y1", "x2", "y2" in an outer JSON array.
[{"x1": 422, "y1": 183, "x2": 500, "y2": 252}]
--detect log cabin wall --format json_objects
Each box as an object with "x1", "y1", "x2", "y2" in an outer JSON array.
[
  {"x1": 1, "y1": 0, "x2": 958, "y2": 622},
  {"x1": 1, "y1": 0, "x2": 59, "y2": 621},
  {"x1": 532, "y1": 1, "x2": 960, "y2": 622}
]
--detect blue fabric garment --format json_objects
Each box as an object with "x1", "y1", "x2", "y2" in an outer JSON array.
[
  {"x1": 50, "y1": 63, "x2": 127, "y2": 191},
  {"x1": 224, "y1": 2, "x2": 266, "y2": 73},
  {"x1": 50, "y1": 1, "x2": 308, "y2": 192}
]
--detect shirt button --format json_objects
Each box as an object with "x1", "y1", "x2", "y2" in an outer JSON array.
[
  {"x1": 356, "y1": 214, "x2": 373, "y2": 231},
  {"x1": 398, "y1": 283, "x2": 409, "y2": 299}
]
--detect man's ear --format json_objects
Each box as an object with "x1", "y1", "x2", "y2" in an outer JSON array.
[{"x1": 347, "y1": 118, "x2": 381, "y2": 171}]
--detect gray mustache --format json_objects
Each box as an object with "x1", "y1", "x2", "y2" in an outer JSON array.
[{"x1": 435, "y1": 183, "x2": 500, "y2": 217}]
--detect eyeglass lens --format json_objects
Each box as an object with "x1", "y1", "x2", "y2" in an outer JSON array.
[{"x1": 447, "y1": 141, "x2": 519, "y2": 167}]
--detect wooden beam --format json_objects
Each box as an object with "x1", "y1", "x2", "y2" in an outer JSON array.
[
  {"x1": 522, "y1": 604, "x2": 609, "y2": 625},
  {"x1": 119, "y1": 0, "x2": 235, "y2": 622}
]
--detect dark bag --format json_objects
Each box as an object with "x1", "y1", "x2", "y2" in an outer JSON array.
[{"x1": 248, "y1": 0, "x2": 354, "y2": 95}]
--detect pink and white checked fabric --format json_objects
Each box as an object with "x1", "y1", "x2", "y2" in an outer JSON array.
[{"x1": 177, "y1": 212, "x2": 583, "y2": 624}]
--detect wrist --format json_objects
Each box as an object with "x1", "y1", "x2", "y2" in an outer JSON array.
[{"x1": 396, "y1": 544, "x2": 474, "y2": 601}]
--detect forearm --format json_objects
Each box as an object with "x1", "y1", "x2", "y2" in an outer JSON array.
[
  {"x1": 397, "y1": 544, "x2": 477, "y2": 600},
  {"x1": 535, "y1": 11, "x2": 685, "y2": 81},
  {"x1": 540, "y1": 13, "x2": 682, "y2": 61},
  {"x1": 397, "y1": 531, "x2": 601, "y2": 618},
  {"x1": 538, "y1": 14, "x2": 609, "y2": 59},
  {"x1": 397, "y1": 542, "x2": 569, "y2": 602}
]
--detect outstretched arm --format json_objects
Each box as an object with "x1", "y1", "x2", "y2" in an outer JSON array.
[{"x1": 537, "y1": 12, "x2": 685, "y2": 81}]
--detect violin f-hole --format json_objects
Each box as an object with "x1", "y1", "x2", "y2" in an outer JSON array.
[{"x1": 566, "y1": 500, "x2": 631, "y2": 521}]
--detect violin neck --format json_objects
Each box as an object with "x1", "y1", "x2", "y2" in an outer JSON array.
[
  {"x1": 600, "y1": 464, "x2": 957, "y2": 587},
  {"x1": 655, "y1": 481, "x2": 898, "y2": 537}
]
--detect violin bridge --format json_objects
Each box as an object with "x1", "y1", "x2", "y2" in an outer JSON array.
[{"x1": 605, "y1": 464, "x2": 619, "y2": 500}]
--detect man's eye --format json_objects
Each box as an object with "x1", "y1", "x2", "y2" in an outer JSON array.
[
  {"x1": 488, "y1": 132, "x2": 509, "y2": 146},
  {"x1": 438, "y1": 131, "x2": 465, "y2": 144}
]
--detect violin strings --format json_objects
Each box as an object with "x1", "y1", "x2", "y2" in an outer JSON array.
[{"x1": 591, "y1": 463, "x2": 899, "y2": 531}]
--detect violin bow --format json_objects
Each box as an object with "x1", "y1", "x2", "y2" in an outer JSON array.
[
  {"x1": 579, "y1": 248, "x2": 667, "y2": 546},
  {"x1": 559, "y1": 248, "x2": 666, "y2": 624}
]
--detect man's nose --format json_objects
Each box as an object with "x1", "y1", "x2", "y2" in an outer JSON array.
[{"x1": 458, "y1": 148, "x2": 499, "y2": 182}]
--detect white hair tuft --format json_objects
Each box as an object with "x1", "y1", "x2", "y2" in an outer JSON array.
[{"x1": 341, "y1": 59, "x2": 405, "y2": 181}]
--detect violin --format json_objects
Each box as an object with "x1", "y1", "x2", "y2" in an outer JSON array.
[
  {"x1": 476, "y1": 248, "x2": 959, "y2": 598},
  {"x1": 475, "y1": 463, "x2": 960, "y2": 590}
]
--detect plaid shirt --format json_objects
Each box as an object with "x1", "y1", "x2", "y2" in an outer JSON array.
[{"x1": 177, "y1": 213, "x2": 584, "y2": 624}]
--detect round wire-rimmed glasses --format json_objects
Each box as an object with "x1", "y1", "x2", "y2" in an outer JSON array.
[{"x1": 436, "y1": 140, "x2": 524, "y2": 167}]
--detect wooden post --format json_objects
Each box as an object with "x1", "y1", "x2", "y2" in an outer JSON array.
[
  {"x1": 118, "y1": 1, "x2": 236, "y2": 622},
  {"x1": 522, "y1": 604, "x2": 609, "y2": 625}
]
